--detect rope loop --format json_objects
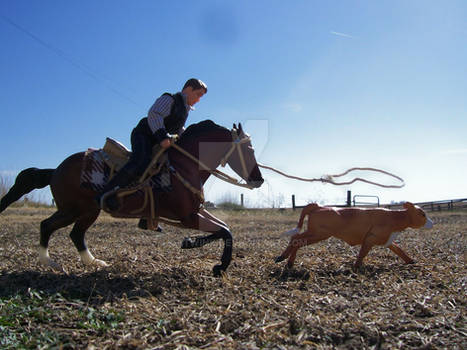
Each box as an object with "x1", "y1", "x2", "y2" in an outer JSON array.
[{"x1": 257, "y1": 164, "x2": 405, "y2": 188}]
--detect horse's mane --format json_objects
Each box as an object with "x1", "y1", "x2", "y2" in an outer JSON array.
[{"x1": 179, "y1": 119, "x2": 229, "y2": 142}]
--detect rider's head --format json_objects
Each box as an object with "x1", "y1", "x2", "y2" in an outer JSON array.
[{"x1": 182, "y1": 78, "x2": 207, "y2": 107}]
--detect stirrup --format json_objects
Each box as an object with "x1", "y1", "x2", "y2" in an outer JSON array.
[{"x1": 100, "y1": 186, "x2": 120, "y2": 211}]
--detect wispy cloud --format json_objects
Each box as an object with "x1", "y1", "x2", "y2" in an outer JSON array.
[
  {"x1": 330, "y1": 31, "x2": 354, "y2": 39},
  {"x1": 440, "y1": 149, "x2": 467, "y2": 155},
  {"x1": 0, "y1": 170, "x2": 18, "y2": 176},
  {"x1": 282, "y1": 103, "x2": 303, "y2": 113}
]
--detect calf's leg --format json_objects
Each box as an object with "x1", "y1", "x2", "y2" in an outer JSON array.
[
  {"x1": 354, "y1": 232, "x2": 380, "y2": 268},
  {"x1": 276, "y1": 231, "x2": 330, "y2": 268},
  {"x1": 388, "y1": 243, "x2": 414, "y2": 264}
]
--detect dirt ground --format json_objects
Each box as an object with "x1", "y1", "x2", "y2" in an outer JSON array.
[{"x1": 0, "y1": 206, "x2": 466, "y2": 349}]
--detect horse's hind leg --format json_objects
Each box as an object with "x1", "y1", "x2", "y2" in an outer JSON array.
[
  {"x1": 39, "y1": 210, "x2": 77, "y2": 271},
  {"x1": 69, "y1": 209, "x2": 108, "y2": 267}
]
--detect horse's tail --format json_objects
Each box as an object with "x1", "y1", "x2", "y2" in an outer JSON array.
[
  {"x1": 281, "y1": 203, "x2": 321, "y2": 237},
  {"x1": 0, "y1": 168, "x2": 54, "y2": 213}
]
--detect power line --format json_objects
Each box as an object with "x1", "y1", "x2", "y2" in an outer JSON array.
[{"x1": 0, "y1": 14, "x2": 141, "y2": 107}]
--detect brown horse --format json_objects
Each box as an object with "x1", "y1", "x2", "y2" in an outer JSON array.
[{"x1": 0, "y1": 120, "x2": 264, "y2": 276}]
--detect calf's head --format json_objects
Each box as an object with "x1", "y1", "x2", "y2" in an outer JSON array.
[{"x1": 403, "y1": 202, "x2": 433, "y2": 229}]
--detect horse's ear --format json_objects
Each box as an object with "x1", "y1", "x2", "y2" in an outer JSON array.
[
  {"x1": 238, "y1": 123, "x2": 243, "y2": 133},
  {"x1": 233, "y1": 123, "x2": 237, "y2": 130}
]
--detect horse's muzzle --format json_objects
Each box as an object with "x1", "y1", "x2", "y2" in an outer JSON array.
[{"x1": 248, "y1": 178, "x2": 264, "y2": 188}]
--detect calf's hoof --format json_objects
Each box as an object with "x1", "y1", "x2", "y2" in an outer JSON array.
[
  {"x1": 352, "y1": 263, "x2": 363, "y2": 272},
  {"x1": 275, "y1": 255, "x2": 285, "y2": 263}
]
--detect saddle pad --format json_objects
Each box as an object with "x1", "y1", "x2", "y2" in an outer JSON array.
[
  {"x1": 80, "y1": 148, "x2": 172, "y2": 193},
  {"x1": 80, "y1": 149, "x2": 110, "y2": 192}
]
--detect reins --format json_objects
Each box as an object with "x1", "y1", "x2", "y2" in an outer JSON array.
[{"x1": 257, "y1": 164, "x2": 405, "y2": 188}]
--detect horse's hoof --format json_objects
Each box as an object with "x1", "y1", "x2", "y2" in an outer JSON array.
[
  {"x1": 275, "y1": 256, "x2": 285, "y2": 263},
  {"x1": 40, "y1": 258, "x2": 64, "y2": 272},
  {"x1": 181, "y1": 237, "x2": 195, "y2": 249},
  {"x1": 94, "y1": 259, "x2": 109, "y2": 267},
  {"x1": 212, "y1": 264, "x2": 224, "y2": 277}
]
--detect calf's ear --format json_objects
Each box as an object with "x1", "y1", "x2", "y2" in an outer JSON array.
[{"x1": 403, "y1": 202, "x2": 414, "y2": 210}]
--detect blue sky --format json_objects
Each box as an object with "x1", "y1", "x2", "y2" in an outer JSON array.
[{"x1": 1, "y1": 0, "x2": 466, "y2": 207}]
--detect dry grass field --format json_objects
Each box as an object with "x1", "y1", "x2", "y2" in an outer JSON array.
[{"x1": 1, "y1": 206, "x2": 466, "y2": 349}]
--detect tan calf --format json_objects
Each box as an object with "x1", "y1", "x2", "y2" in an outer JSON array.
[{"x1": 275, "y1": 202, "x2": 433, "y2": 269}]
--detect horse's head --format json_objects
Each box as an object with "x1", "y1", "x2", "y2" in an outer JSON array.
[{"x1": 221, "y1": 123, "x2": 264, "y2": 188}]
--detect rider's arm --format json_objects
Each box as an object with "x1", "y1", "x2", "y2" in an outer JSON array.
[{"x1": 147, "y1": 94, "x2": 174, "y2": 144}]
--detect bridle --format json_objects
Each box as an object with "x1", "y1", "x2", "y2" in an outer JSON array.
[
  {"x1": 170, "y1": 128, "x2": 256, "y2": 192},
  {"x1": 219, "y1": 129, "x2": 252, "y2": 181}
]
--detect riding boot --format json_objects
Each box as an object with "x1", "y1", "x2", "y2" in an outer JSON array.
[
  {"x1": 138, "y1": 218, "x2": 163, "y2": 232},
  {"x1": 95, "y1": 169, "x2": 135, "y2": 210}
]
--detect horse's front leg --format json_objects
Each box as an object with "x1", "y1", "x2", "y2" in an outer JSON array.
[
  {"x1": 181, "y1": 212, "x2": 232, "y2": 277},
  {"x1": 198, "y1": 207, "x2": 228, "y2": 227}
]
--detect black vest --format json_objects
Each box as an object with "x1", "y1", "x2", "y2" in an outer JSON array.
[
  {"x1": 162, "y1": 92, "x2": 188, "y2": 134},
  {"x1": 134, "y1": 92, "x2": 189, "y2": 145}
]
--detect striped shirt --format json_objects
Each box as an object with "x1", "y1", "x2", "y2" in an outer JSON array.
[{"x1": 147, "y1": 93, "x2": 192, "y2": 136}]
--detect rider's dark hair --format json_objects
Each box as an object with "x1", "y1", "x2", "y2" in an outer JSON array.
[{"x1": 183, "y1": 78, "x2": 208, "y2": 93}]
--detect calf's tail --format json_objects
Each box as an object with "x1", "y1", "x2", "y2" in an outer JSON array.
[
  {"x1": 281, "y1": 203, "x2": 321, "y2": 237},
  {"x1": 0, "y1": 168, "x2": 54, "y2": 213}
]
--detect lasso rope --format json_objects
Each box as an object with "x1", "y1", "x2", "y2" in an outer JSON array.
[{"x1": 257, "y1": 164, "x2": 405, "y2": 188}]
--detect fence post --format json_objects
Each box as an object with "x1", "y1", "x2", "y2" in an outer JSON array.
[
  {"x1": 240, "y1": 194, "x2": 244, "y2": 207},
  {"x1": 292, "y1": 195, "x2": 296, "y2": 210},
  {"x1": 347, "y1": 190, "x2": 352, "y2": 207}
]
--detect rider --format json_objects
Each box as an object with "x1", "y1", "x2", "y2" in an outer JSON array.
[{"x1": 96, "y1": 78, "x2": 208, "y2": 210}]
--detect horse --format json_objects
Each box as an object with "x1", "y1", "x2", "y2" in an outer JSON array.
[{"x1": 0, "y1": 120, "x2": 264, "y2": 276}]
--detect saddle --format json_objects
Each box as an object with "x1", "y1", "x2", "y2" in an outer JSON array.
[{"x1": 102, "y1": 137, "x2": 167, "y2": 180}]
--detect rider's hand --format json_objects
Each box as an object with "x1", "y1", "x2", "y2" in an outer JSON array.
[{"x1": 160, "y1": 138, "x2": 171, "y2": 149}]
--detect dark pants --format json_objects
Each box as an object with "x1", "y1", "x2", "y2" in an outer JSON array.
[
  {"x1": 100, "y1": 129, "x2": 153, "y2": 194},
  {"x1": 125, "y1": 129, "x2": 153, "y2": 177}
]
